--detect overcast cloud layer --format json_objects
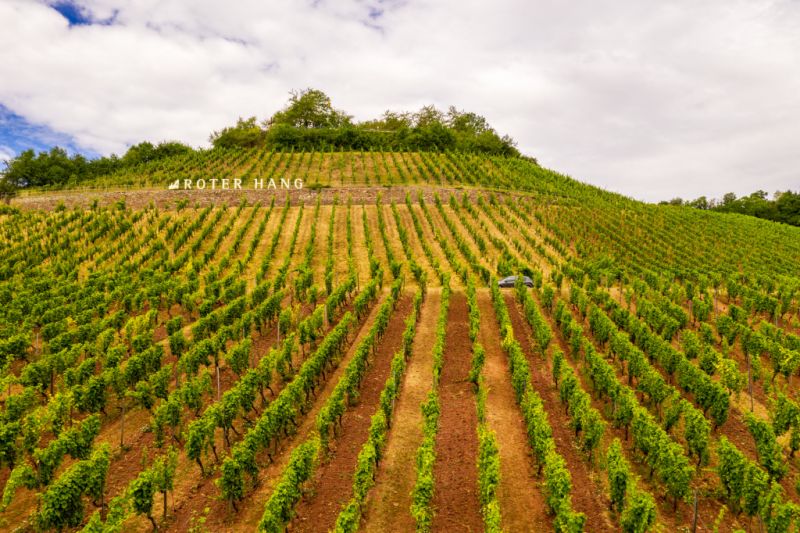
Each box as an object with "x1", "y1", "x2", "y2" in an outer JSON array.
[{"x1": 1, "y1": 0, "x2": 799, "y2": 201}]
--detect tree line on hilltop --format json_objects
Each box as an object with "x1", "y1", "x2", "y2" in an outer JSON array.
[
  {"x1": 661, "y1": 190, "x2": 800, "y2": 227},
  {"x1": 0, "y1": 89, "x2": 521, "y2": 195},
  {"x1": 209, "y1": 88, "x2": 520, "y2": 156}
]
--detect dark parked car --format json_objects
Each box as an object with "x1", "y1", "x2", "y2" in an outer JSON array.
[{"x1": 498, "y1": 275, "x2": 534, "y2": 288}]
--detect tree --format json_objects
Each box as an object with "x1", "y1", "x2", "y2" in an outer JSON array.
[
  {"x1": 210, "y1": 117, "x2": 264, "y2": 149},
  {"x1": 676, "y1": 188, "x2": 800, "y2": 227},
  {"x1": 411, "y1": 121, "x2": 456, "y2": 150},
  {"x1": 465, "y1": 127, "x2": 519, "y2": 156},
  {"x1": 413, "y1": 105, "x2": 445, "y2": 128},
  {"x1": 0, "y1": 176, "x2": 17, "y2": 204},
  {"x1": 267, "y1": 88, "x2": 351, "y2": 129},
  {"x1": 360, "y1": 110, "x2": 413, "y2": 131},
  {"x1": 775, "y1": 190, "x2": 800, "y2": 226},
  {"x1": 687, "y1": 196, "x2": 709, "y2": 210},
  {"x1": 447, "y1": 106, "x2": 491, "y2": 134},
  {"x1": 1, "y1": 139, "x2": 194, "y2": 190},
  {"x1": 122, "y1": 141, "x2": 191, "y2": 165}
]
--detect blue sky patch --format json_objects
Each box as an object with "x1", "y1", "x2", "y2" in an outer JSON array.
[
  {"x1": 50, "y1": 1, "x2": 91, "y2": 25},
  {"x1": 49, "y1": 1, "x2": 117, "y2": 27},
  {"x1": 0, "y1": 104, "x2": 96, "y2": 161}
]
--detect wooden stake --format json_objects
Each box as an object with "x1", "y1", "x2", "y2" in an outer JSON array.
[
  {"x1": 120, "y1": 401, "x2": 126, "y2": 448},
  {"x1": 748, "y1": 352, "x2": 754, "y2": 412}
]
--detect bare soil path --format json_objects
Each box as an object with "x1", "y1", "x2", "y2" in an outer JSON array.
[
  {"x1": 430, "y1": 292, "x2": 483, "y2": 533},
  {"x1": 477, "y1": 290, "x2": 552, "y2": 532},
  {"x1": 363, "y1": 289, "x2": 441, "y2": 532}
]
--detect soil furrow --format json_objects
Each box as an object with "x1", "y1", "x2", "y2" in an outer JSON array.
[
  {"x1": 477, "y1": 290, "x2": 552, "y2": 531},
  {"x1": 504, "y1": 293, "x2": 615, "y2": 532},
  {"x1": 154, "y1": 290, "x2": 391, "y2": 532},
  {"x1": 363, "y1": 289, "x2": 441, "y2": 532},
  {"x1": 430, "y1": 292, "x2": 482, "y2": 532},
  {"x1": 291, "y1": 292, "x2": 415, "y2": 532}
]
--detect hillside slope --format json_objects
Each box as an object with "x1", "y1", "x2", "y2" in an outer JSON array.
[{"x1": 2, "y1": 151, "x2": 800, "y2": 532}]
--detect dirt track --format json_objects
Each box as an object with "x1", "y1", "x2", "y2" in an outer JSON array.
[
  {"x1": 477, "y1": 290, "x2": 552, "y2": 531},
  {"x1": 430, "y1": 292, "x2": 483, "y2": 532},
  {"x1": 364, "y1": 290, "x2": 440, "y2": 532}
]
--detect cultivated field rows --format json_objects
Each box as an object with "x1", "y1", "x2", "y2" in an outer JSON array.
[{"x1": 1, "y1": 188, "x2": 799, "y2": 532}]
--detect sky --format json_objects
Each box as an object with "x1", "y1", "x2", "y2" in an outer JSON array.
[{"x1": 1, "y1": 0, "x2": 799, "y2": 202}]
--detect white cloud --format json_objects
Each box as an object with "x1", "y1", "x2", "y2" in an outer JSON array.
[{"x1": 0, "y1": 0, "x2": 798, "y2": 201}]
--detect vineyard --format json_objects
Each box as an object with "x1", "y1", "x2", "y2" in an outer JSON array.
[{"x1": 2, "y1": 149, "x2": 800, "y2": 532}]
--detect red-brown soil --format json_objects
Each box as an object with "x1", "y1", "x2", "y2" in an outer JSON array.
[
  {"x1": 477, "y1": 290, "x2": 552, "y2": 531},
  {"x1": 362, "y1": 289, "x2": 440, "y2": 532},
  {"x1": 160, "y1": 289, "x2": 392, "y2": 532},
  {"x1": 290, "y1": 293, "x2": 415, "y2": 532},
  {"x1": 430, "y1": 292, "x2": 483, "y2": 532}
]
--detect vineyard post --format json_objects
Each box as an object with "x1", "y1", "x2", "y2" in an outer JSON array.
[
  {"x1": 712, "y1": 287, "x2": 717, "y2": 320},
  {"x1": 247, "y1": 325, "x2": 254, "y2": 368},
  {"x1": 120, "y1": 401, "x2": 126, "y2": 448},
  {"x1": 747, "y1": 353, "x2": 754, "y2": 412},
  {"x1": 216, "y1": 365, "x2": 221, "y2": 401},
  {"x1": 692, "y1": 489, "x2": 697, "y2": 532}
]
